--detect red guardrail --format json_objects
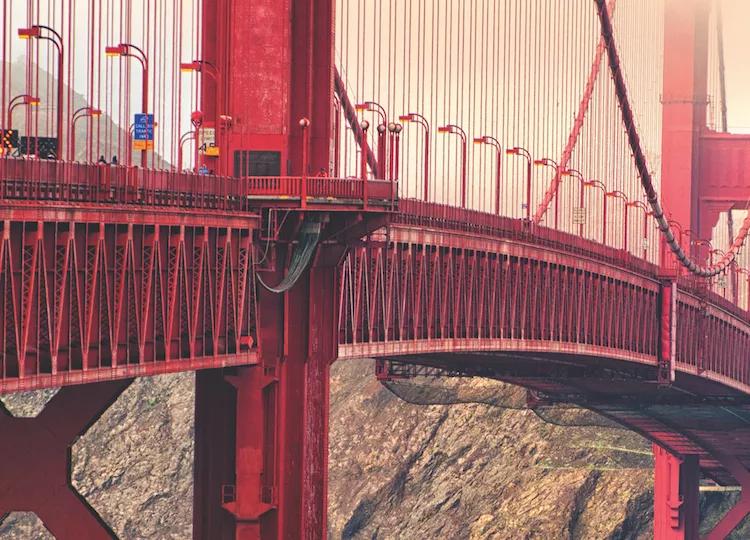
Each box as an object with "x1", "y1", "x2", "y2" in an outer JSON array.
[
  {"x1": 0, "y1": 157, "x2": 396, "y2": 211},
  {"x1": 394, "y1": 198, "x2": 659, "y2": 277}
]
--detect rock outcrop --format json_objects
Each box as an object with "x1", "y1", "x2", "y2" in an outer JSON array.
[{"x1": 2, "y1": 359, "x2": 748, "y2": 539}]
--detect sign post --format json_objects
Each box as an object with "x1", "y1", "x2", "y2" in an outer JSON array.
[
  {"x1": 572, "y1": 207, "x2": 586, "y2": 225},
  {"x1": 198, "y1": 127, "x2": 219, "y2": 157},
  {"x1": 133, "y1": 113, "x2": 154, "y2": 167}
]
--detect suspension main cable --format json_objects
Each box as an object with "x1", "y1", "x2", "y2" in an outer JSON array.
[{"x1": 594, "y1": 0, "x2": 747, "y2": 278}]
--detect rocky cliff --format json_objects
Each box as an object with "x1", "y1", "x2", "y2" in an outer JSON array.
[{"x1": 1, "y1": 359, "x2": 747, "y2": 539}]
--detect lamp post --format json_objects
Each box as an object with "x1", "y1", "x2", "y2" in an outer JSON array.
[
  {"x1": 356, "y1": 101, "x2": 387, "y2": 179},
  {"x1": 563, "y1": 168, "x2": 586, "y2": 236},
  {"x1": 177, "y1": 130, "x2": 196, "y2": 171},
  {"x1": 534, "y1": 157, "x2": 561, "y2": 228},
  {"x1": 474, "y1": 136, "x2": 502, "y2": 214},
  {"x1": 710, "y1": 248, "x2": 726, "y2": 267},
  {"x1": 667, "y1": 219, "x2": 687, "y2": 254},
  {"x1": 19, "y1": 25, "x2": 63, "y2": 158},
  {"x1": 506, "y1": 146, "x2": 532, "y2": 220},
  {"x1": 359, "y1": 119, "x2": 370, "y2": 207},
  {"x1": 736, "y1": 267, "x2": 750, "y2": 310},
  {"x1": 438, "y1": 124, "x2": 468, "y2": 208},
  {"x1": 6, "y1": 94, "x2": 40, "y2": 132},
  {"x1": 399, "y1": 113, "x2": 430, "y2": 201},
  {"x1": 181, "y1": 61, "x2": 222, "y2": 169},
  {"x1": 627, "y1": 201, "x2": 651, "y2": 259},
  {"x1": 583, "y1": 180, "x2": 607, "y2": 244},
  {"x1": 359, "y1": 120, "x2": 370, "y2": 181},
  {"x1": 606, "y1": 190, "x2": 629, "y2": 251},
  {"x1": 300, "y1": 118, "x2": 310, "y2": 208},
  {"x1": 69, "y1": 107, "x2": 102, "y2": 161},
  {"x1": 127, "y1": 123, "x2": 135, "y2": 167},
  {"x1": 180, "y1": 60, "x2": 219, "y2": 82},
  {"x1": 710, "y1": 248, "x2": 729, "y2": 295},
  {"x1": 106, "y1": 43, "x2": 149, "y2": 168},
  {"x1": 691, "y1": 238, "x2": 713, "y2": 276},
  {"x1": 387, "y1": 122, "x2": 402, "y2": 181}
]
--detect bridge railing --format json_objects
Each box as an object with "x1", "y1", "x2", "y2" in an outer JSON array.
[
  {"x1": 0, "y1": 157, "x2": 396, "y2": 211},
  {"x1": 396, "y1": 199, "x2": 657, "y2": 276}
]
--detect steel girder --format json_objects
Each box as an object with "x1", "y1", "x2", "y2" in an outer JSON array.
[{"x1": 0, "y1": 217, "x2": 258, "y2": 393}]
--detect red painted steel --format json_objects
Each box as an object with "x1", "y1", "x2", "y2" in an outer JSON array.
[
  {"x1": 659, "y1": 0, "x2": 710, "y2": 244},
  {"x1": 0, "y1": 158, "x2": 394, "y2": 211},
  {"x1": 0, "y1": 379, "x2": 130, "y2": 538},
  {"x1": 190, "y1": 10, "x2": 358, "y2": 533},
  {"x1": 338, "y1": 201, "x2": 750, "y2": 399},
  {"x1": 2, "y1": 163, "x2": 750, "y2": 539},
  {"x1": 193, "y1": 244, "x2": 339, "y2": 539},
  {"x1": 653, "y1": 446, "x2": 700, "y2": 540},
  {"x1": 3, "y1": 0, "x2": 750, "y2": 538},
  {"x1": 697, "y1": 131, "x2": 750, "y2": 240},
  {"x1": 658, "y1": 281, "x2": 677, "y2": 386},
  {"x1": 0, "y1": 217, "x2": 258, "y2": 393},
  {"x1": 702, "y1": 450, "x2": 750, "y2": 539}
]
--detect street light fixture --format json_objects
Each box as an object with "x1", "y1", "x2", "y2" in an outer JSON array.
[
  {"x1": 710, "y1": 248, "x2": 727, "y2": 264},
  {"x1": 710, "y1": 248, "x2": 730, "y2": 294},
  {"x1": 534, "y1": 157, "x2": 561, "y2": 229},
  {"x1": 106, "y1": 42, "x2": 149, "y2": 167},
  {"x1": 474, "y1": 136, "x2": 502, "y2": 214},
  {"x1": 180, "y1": 60, "x2": 223, "y2": 169},
  {"x1": 735, "y1": 267, "x2": 750, "y2": 309},
  {"x1": 605, "y1": 190, "x2": 629, "y2": 251},
  {"x1": 359, "y1": 120, "x2": 370, "y2": 181},
  {"x1": 6, "y1": 94, "x2": 40, "y2": 131},
  {"x1": 507, "y1": 146, "x2": 532, "y2": 220},
  {"x1": 626, "y1": 200, "x2": 651, "y2": 259},
  {"x1": 583, "y1": 180, "x2": 607, "y2": 244},
  {"x1": 691, "y1": 238, "x2": 713, "y2": 273},
  {"x1": 69, "y1": 106, "x2": 102, "y2": 161},
  {"x1": 387, "y1": 122, "x2": 403, "y2": 184},
  {"x1": 178, "y1": 130, "x2": 196, "y2": 171},
  {"x1": 357, "y1": 101, "x2": 387, "y2": 179},
  {"x1": 399, "y1": 113, "x2": 430, "y2": 201},
  {"x1": 438, "y1": 124, "x2": 468, "y2": 208},
  {"x1": 300, "y1": 118, "x2": 310, "y2": 207},
  {"x1": 19, "y1": 25, "x2": 64, "y2": 158},
  {"x1": 563, "y1": 168, "x2": 586, "y2": 236},
  {"x1": 667, "y1": 219, "x2": 688, "y2": 253},
  {"x1": 179, "y1": 60, "x2": 219, "y2": 82}
]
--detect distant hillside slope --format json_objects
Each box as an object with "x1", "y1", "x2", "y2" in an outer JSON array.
[{"x1": 3, "y1": 59, "x2": 169, "y2": 167}]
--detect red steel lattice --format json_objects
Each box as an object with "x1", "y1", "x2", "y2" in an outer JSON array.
[{"x1": 0, "y1": 218, "x2": 258, "y2": 393}]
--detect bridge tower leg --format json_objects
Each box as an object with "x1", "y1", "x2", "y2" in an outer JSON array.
[
  {"x1": 200, "y1": 0, "x2": 333, "y2": 177},
  {"x1": 660, "y1": 0, "x2": 710, "y2": 253},
  {"x1": 0, "y1": 380, "x2": 131, "y2": 539},
  {"x1": 193, "y1": 251, "x2": 339, "y2": 539},
  {"x1": 654, "y1": 1, "x2": 710, "y2": 536},
  {"x1": 653, "y1": 445, "x2": 700, "y2": 540}
]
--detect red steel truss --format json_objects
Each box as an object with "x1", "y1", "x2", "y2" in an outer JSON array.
[
  {"x1": 338, "y1": 201, "x2": 750, "y2": 398},
  {"x1": 0, "y1": 212, "x2": 258, "y2": 393},
  {"x1": 3, "y1": 0, "x2": 750, "y2": 538}
]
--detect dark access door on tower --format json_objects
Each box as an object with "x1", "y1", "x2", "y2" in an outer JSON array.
[{"x1": 234, "y1": 150, "x2": 281, "y2": 177}]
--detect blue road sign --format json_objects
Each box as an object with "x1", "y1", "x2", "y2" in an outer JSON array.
[{"x1": 133, "y1": 113, "x2": 154, "y2": 141}]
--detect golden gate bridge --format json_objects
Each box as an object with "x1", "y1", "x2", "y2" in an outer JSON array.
[{"x1": 1, "y1": 0, "x2": 750, "y2": 538}]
